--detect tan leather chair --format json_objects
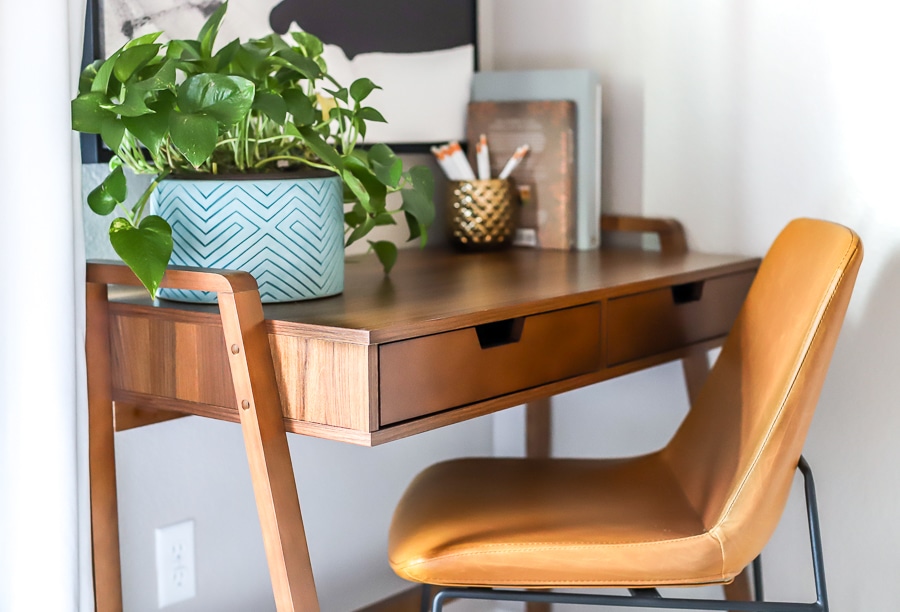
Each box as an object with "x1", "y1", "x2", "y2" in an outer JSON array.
[{"x1": 389, "y1": 218, "x2": 862, "y2": 612}]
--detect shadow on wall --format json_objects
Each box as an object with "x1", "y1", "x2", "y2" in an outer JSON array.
[{"x1": 789, "y1": 239, "x2": 900, "y2": 608}]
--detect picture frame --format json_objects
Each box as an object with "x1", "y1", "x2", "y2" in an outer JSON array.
[{"x1": 79, "y1": 0, "x2": 478, "y2": 162}]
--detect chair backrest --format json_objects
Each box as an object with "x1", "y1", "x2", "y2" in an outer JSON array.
[{"x1": 662, "y1": 218, "x2": 862, "y2": 577}]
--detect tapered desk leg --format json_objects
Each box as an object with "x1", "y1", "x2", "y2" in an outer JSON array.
[
  {"x1": 525, "y1": 397, "x2": 553, "y2": 612},
  {"x1": 86, "y1": 282, "x2": 123, "y2": 612},
  {"x1": 219, "y1": 291, "x2": 319, "y2": 612}
]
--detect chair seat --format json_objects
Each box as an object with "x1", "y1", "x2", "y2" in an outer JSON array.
[{"x1": 389, "y1": 454, "x2": 732, "y2": 589}]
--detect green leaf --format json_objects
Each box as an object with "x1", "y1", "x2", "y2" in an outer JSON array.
[
  {"x1": 113, "y1": 44, "x2": 161, "y2": 82},
  {"x1": 100, "y1": 117, "x2": 126, "y2": 150},
  {"x1": 368, "y1": 143, "x2": 402, "y2": 188},
  {"x1": 400, "y1": 165, "x2": 435, "y2": 244},
  {"x1": 232, "y1": 41, "x2": 268, "y2": 76},
  {"x1": 126, "y1": 89, "x2": 175, "y2": 148},
  {"x1": 282, "y1": 89, "x2": 315, "y2": 125},
  {"x1": 274, "y1": 48, "x2": 322, "y2": 80},
  {"x1": 122, "y1": 105, "x2": 170, "y2": 156},
  {"x1": 213, "y1": 37, "x2": 241, "y2": 71},
  {"x1": 87, "y1": 166, "x2": 127, "y2": 216},
  {"x1": 341, "y1": 169, "x2": 370, "y2": 210},
  {"x1": 400, "y1": 188, "x2": 434, "y2": 227},
  {"x1": 344, "y1": 156, "x2": 386, "y2": 212},
  {"x1": 344, "y1": 202, "x2": 367, "y2": 227},
  {"x1": 177, "y1": 73, "x2": 255, "y2": 125},
  {"x1": 284, "y1": 121, "x2": 301, "y2": 138},
  {"x1": 291, "y1": 31, "x2": 324, "y2": 57},
  {"x1": 132, "y1": 59, "x2": 176, "y2": 91},
  {"x1": 169, "y1": 111, "x2": 217, "y2": 167},
  {"x1": 112, "y1": 87, "x2": 154, "y2": 117},
  {"x1": 297, "y1": 125, "x2": 344, "y2": 169},
  {"x1": 122, "y1": 31, "x2": 163, "y2": 49},
  {"x1": 198, "y1": 1, "x2": 228, "y2": 58},
  {"x1": 368, "y1": 240, "x2": 398, "y2": 274},
  {"x1": 373, "y1": 212, "x2": 396, "y2": 226},
  {"x1": 72, "y1": 93, "x2": 114, "y2": 133},
  {"x1": 79, "y1": 59, "x2": 104, "y2": 95},
  {"x1": 349, "y1": 78, "x2": 380, "y2": 103},
  {"x1": 357, "y1": 106, "x2": 386, "y2": 123},
  {"x1": 345, "y1": 215, "x2": 375, "y2": 246},
  {"x1": 325, "y1": 87, "x2": 349, "y2": 104},
  {"x1": 105, "y1": 165, "x2": 128, "y2": 202},
  {"x1": 404, "y1": 211, "x2": 422, "y2": 242},
  {"x1": 91, "y1": 52, "x2": 120, "y2": 94},
  {"x1": 252, "y1": 92, "x2": 286, "y2": 125},
  {"x1": 109, "y1": 215, "x2": 173, "y2": 299},
  {"x1": 410, "y1": 165, "x2": 435, "y2": 198},
  {"x1": 167, "y1": 39, "x2": 202, "y2": 61}
]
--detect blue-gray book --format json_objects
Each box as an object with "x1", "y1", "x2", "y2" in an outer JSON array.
[{"x1": 471, "y1": 69, "x2": 602, "y2": 250}]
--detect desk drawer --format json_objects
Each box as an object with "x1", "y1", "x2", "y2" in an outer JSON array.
[
  {"x1": 606, "y1": 270, "x2": 754, "y2": 366},
  {"x1": 379, "y1": 303, "x2": 602, "y2": 425}
]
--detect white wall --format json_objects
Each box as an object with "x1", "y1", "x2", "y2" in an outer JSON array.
[{"x1": 487, "y1": 0, "x2": 900, "y2": 610}]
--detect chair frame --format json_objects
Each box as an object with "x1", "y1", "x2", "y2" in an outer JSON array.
[{"x1": 425, "y1": 456, "x2": 827, "y2": 612}]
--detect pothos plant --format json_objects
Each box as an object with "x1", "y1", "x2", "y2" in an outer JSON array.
[{"x1": 72, "y1": 2, "x2": 434, "y2": 298}]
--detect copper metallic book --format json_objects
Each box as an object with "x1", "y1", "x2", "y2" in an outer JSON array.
[{"x1": 466, "y1": 100, "x2": 577, "y2": 250}]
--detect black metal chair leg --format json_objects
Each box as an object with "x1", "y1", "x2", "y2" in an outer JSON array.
[
  {"x1": 799, "y1": 457, "x2": 829, "y2": 612},
  {"x1": 420, "y1": 584, "x2": 431, "y2": 612},
  {"x1": 752, "y1": 555, "x2": 764, "y2": 602}
]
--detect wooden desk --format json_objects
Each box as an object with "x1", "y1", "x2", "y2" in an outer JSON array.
[{"x1": 86, "y1": 222, "x2": 759, "y2": 612}]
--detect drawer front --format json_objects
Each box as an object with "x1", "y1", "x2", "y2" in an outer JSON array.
[
  {"x1": 607, "y1": 270, "x2": 755, "y2": 366},
  {"x1": 379, "y1": 303, "x2": 602, "y2": 425}
]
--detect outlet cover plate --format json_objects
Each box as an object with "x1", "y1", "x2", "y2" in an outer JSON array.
[{"x1": 155, "y1": 519, "x2": 196, "y2": 607}]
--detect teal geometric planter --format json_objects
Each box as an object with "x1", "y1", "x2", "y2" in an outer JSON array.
[{"x1": 152, "y1": 173, "x2": 344, "y2": 303}]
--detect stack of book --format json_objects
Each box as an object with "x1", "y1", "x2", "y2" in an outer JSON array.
[{"x1": 468, "y1": 69, "x2": 602, "y2": 250}]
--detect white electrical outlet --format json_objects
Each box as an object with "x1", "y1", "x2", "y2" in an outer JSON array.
[{"x1": 155, "y1": 519, "x2": 196, "y2": 608}]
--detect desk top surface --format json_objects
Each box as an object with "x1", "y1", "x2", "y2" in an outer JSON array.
[{"x1": 113, "y1": 248, "x2": 759, "y2": 344}]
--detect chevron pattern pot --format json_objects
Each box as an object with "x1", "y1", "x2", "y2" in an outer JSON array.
[{"x1": 152, "y1": 173, "x2": 344, "y2": 303}]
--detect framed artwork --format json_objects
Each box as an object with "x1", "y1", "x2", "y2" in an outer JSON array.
[{"x1": 81, "y1": 0, "x2": 477, "y2": 161}]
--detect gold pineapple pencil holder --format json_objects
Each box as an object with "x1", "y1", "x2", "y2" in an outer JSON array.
[{"x1": 447, "y1": 179, "x2": 518, "y2": 250}]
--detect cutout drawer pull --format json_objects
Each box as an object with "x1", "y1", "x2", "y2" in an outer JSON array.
[
  {"x1": 671, "y1": 281, "x2": 704, "y2": 304},
  {"x1": 475, "y1": 318, "x2": 525, "y2": 349}
]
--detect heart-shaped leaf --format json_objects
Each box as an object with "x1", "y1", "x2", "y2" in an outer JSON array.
[
  {"x1": 109, "y1": 215, "x2": 173, "y2": 299},
  {"x1": 344, "y1": 156, "x2": 386, "y2": 212},
  {"x1": 350, "y1": 78, "x2": 380, "y2": 104},
  {"x1": 169, "y1": 111, "x2": 217, "y2": 167},
  {"x1": 283, "y1": 89, "x2": 315, "y2": 125},
  {"x1": 114, "y1": 44, "x2": 161, "y2": 83},
  {"x1": 72, "y1": 93, "x2": 114, "y2": 133},
  {"x1": 79, "y1": 60, "x2": 104, "y2": 95},
  {"x1": 252, "y1": 92, "x2": 286, "y2": 125},
  {"x1": 357, "y1": 106, "x2": 386, "y2": 123},
  {"x1": 368, "y1": 240, "x2": 398, "y2": 274},
  {"x1": 291, "y1": 31, "x2": 323, "y2": 57},
  {"x1": 345, "y1": 214, "x2": 375, "y2": 247},
  {"x1": 100, "y1": 117, "x2": 126, "y2": 151},
  {"x1": 133, "y1": 59, "x2": 176, "y2": 91},
  {"x1": 274, "y1": 48, "x2": 321, "y2": 80},
  {"x1": 87, "y1": 165, "x2": 127, "y2": 216},
  {"x1": 177, "y1": 73, "x2": 255, "y2": 125},
  {"x1": 368, "y1": 143, "x2": 402, "y2": 188}
]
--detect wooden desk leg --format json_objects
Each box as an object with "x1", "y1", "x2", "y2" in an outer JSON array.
[
  {"x1": 525, "y1": 397, "x2": 553, "y2": 612},
  {"x1": 680, "y1": 347, "x2": 754, "y2": 607},
  {"x1": 219, "y1": 291, "x2": 319, "y2": 612},
  {"x1": 86, "y1": 282, "x2": 123, "y2": 612}
]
